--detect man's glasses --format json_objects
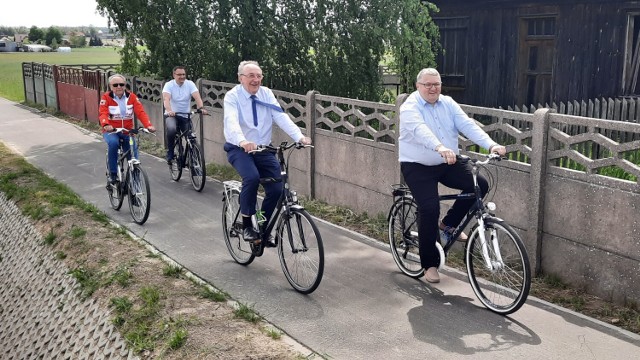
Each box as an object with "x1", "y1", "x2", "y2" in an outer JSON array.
[
  {"x1": 241, "y1": 73, "x2": 264, "y2": 80},
  {"x1": 174, "y1": 73, "x2": 186, "y2": 76},
  {"x1": 418, "y1": 82, "x2": 442, "y2": 89},
  {"x1": 110, "y1": 83, "x2": 126, "y2": 87}
]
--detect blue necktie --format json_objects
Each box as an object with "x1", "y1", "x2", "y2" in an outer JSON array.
[{"x1": 250, "y1": 95, "x2": 284, "y2": 127}]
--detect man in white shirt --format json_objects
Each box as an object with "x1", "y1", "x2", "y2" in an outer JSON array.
[
  {"x1": 223, "y1": 60, "x2": 311, "y2": 243},
  {"x1": 163, "y1": 66, "x2": 208, "y2": 165},
  {"x1": 399, "y1": 68, "x2": 506, "y2": 283}
]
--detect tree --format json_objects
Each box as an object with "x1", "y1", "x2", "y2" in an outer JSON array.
[
  {"x1": 95, "y1": 0, "x2": 441, "y2": 101},
  {"x1": 70, "y1": 35, "x2": 87, "y2": 48},
  {"x1": 28, "y1": 26, "x2": 44, "y2": 42},
  {"x1": 44, "y1": 27, "x2": 63, "y2": 47}
]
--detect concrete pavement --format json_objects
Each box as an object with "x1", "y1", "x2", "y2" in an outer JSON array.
[{"x1": 0, "y1": 97, "x2": 638, "y2": 359}]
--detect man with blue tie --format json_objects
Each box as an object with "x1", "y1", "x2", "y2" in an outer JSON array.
[{"x1": 223, "y1": 60, "x2": 312, "y2": 244}]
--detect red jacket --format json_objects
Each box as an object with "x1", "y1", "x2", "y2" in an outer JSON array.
[{"x1": 98, "y1": 90, "x2": 152, "y2": 132}]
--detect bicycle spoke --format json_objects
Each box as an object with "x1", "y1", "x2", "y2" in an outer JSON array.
[
  {"x1": 278, "y1": 210, "x2": 324, "y2": 294},
  {"x1": 466, "y1": 219, "x2": 531, "y2": 315}
]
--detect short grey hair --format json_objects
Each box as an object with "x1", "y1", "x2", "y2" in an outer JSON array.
[
  {"x1": 416, "y1": 68, "x2": 440, "y2": 82},
  {"x1": 238, "y1": 61, "x2": 260, "y2": 76},
  {"x1": 108, "y1": 74, "x2": 126, "y2": 84}
]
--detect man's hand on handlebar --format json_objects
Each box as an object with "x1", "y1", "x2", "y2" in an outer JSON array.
[
  {"x1": 490, "y1": 144, "x2": 506, "y2": 156},
  {"x1": 436, "y1": 144, "x2": 457, "y2": 165},
  {"x1": 239, "y1": 140, "x2": 257, "y2": 153},
  {"x1": 298, "y1": 136, "x2": 312, "y2": 146},
  {"x1": 146, "y1": 125, "x2": 156, "y2": 133}
]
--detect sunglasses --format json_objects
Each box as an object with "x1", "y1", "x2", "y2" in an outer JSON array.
[{"x1": 110, "y1": 83, "x2": 126, "y2": 87}]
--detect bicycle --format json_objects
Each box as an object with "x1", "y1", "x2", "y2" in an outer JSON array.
[
  {"x1": 105, "y1": 127, "x2": 155, "y2": 225},
  {"x1": 167, "y1": 110, "x2": 207, "y2": 192},
  {"x1": 221, "y1": 142, "x2": 324, "y2": 294},
  {"x1": 387, "y1": 153, "x2": 531, "y2": 315}
]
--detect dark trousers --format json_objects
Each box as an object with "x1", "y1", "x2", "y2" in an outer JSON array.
[
  {"x1": 165, "y1": 115, "x2": 191, "y2": 160},
  {"x1": 401, "y1": 160, "x2": 488, "y2": 269},
  {"x1": 224, "y1": 143, "x2": 282, "y2": 222}
]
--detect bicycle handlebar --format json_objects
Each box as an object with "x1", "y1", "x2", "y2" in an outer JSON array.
[
  {"x1": 457, "y1": 152, "x2": 502, "y2": 165},
  {"x1": 112, "y1": 127, "x2": 156, "y2": 136},
  {"x1": 172, "y1": 109, "x2": 211, "y2": 116},
  {"x1": 249, "y1": 142, "x2": 314, "y2": 154}
]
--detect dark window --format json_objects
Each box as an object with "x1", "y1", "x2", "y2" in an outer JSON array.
[
  {"x1": 623, "y1": 14, "x2": 640, "y2": 95},
  {"x1": 434, "y1": 17, "x2": 469, "y2": 90},
  {"x1": 517, "y1": 17, "x2": 556, "y2": 106}
]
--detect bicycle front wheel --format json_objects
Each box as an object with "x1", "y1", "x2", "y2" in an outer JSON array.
[
  {"x1": 106, "y1": 153, "x2": 124, "y2": 210},
  {"x1": 222, "y1": 189, "x2": 254, "y2": 265},
  {"x1": 277, "y1": 209, "x2": 324, "y2": 294},
  {"x1": 466, "y1": 217, "x2": 531, "y2": 315},
  {"x1": 388, "y1": 198, "x2": 424, "y2": 278},
  {"x1": 170, "y1": 137, "x2": 183, "y2": 181},
  {"x1": 128, "y1": 165, "x2": 151, "y2": 225},
  {"x1": 188, "y1": 141, "x2": 206, "y2": 192}
]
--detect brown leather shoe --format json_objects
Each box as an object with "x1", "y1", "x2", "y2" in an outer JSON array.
[{"x1": 425, "y1": 267, "x2": 440, "y2": 283}]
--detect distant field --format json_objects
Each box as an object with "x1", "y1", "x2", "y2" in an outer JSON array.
[{"x1": 0, "y1": 47, "x2": 121, "y2": 102}]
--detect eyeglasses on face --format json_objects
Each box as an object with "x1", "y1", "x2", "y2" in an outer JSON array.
[
  {"x1": 110, "y1": 83, "x2": 126, "y2": 87},
  {"x1": 174, "y1": 73, "x2": 186, "y2": 76},
  {"x1": 241, "y1": 73, "x2": 264, "y2": 80},
  {"x1": 417, "y1": 82, "x2": 442, "y2": 89}
]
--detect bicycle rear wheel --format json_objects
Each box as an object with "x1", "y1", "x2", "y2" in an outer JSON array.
[
  {"x1": 188, "y1": 141, "x2": 206, "y2": 192},
  {"x1": 106, "y1": 153, "x2": 124, "y2": 210},
  {"x1": 388, "y1": 198, "x2": 424, "y2": 278},
  {"x1": 170, "y1": 137, "x2": 183, "y2": 181},
  {"x1": 277, "y1": 209, "x2": 324, "y2": 294},
  {"x1": 466, "y1": 217, "x2": 531, "y2": 315},
  {"x1": 128, "y1": 164, "x2": 151, "y2": 225},
  {"x1": 222, "y1": 189, "x2": 255, "y2": 265}
]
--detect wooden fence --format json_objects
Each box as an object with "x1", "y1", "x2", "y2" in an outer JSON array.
[{"x1": 506, "y1": 97, "x2": 640, "y2": 123}]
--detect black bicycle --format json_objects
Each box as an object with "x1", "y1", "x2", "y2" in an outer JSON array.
[
  {"x1": 105, "y1": 127, "x2": 154, "y2": 225},
  {"x1": 168, "y1": 110, "x2": 207, "y2": 192},
  {"x1": 221, "y1": 142, "x2": 324, "y2": 294},
  {"x1": 387, "y1": 153, "x2": 531, "y2": 315}
]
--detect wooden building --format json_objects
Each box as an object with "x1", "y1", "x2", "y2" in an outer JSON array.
[{"x1": 428, "y1": 0, "x2": 640, "y2": 108}]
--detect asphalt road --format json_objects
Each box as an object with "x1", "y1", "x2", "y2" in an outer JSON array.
[{"x1": 1, "y1": 98, "x2": 638, "y2": 359}]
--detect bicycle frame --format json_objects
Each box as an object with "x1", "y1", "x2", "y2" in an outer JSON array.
[
  {"x1": 225, "y1": 142, "x2": 310, "y2": 252},
  {"x1": 441, "y1": 155, "x2": 503, "y2": 271}
]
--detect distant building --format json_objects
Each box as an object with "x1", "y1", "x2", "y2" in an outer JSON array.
[
  {"x1": 0, "y1": 37, "x2": 18, "y2": 52},
  {"x1": 24, "y1": 44, "x2": 52, "y2": 52},
  {"x1": 14, "y1": 33, "x2": 28, "y2": 43}
]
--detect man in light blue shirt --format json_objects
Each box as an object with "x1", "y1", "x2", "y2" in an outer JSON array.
[
  {"x1": 163, "y1": 66, "x2": 208, "y2": 165},
  {"x1": 223, "y1": 60, "x2": 311, "y2": 244},
  {"x1": 399, "y1": 68, "x2": 506, "y2": 283}
]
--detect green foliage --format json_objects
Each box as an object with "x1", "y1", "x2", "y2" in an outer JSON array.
[
  {"x1": 234, "y1": 302, "x2": 261, "y2": 323},
  {"x1": 96, "y1": 0, "x2": 441, "y2": 101},
  {"x1": 28, "y1": 26, "x2": 44, "y2": 42},
  {"x1": 45, "y1": 26, "x2": 63, "y2": 47}
]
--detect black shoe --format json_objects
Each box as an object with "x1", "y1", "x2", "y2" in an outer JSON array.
[
  {"x1": 242, "y1": 227, "x2": 259, "y2": 241},
  {"x1": 167, "y1": 158, "x2": 173, "y2": 166},
  {"x1": 263, "y1": 235, "x2": 277, "y2": 248}
]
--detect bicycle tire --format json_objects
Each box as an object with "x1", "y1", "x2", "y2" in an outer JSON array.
[
  {"x1": 128, "y1": 164, "x2": 151, "y2": 225},
  {"x1": 277, "y1": 209, "x2": 324, "y2": 294},
  {"x1": 106, "y1": 153, "x2": 124, "y2": 210},
  {"x1": 222, "y1": 189, "x2": 255, "y2": 265},
  {"x1": 170, "y1": 137, "x2": 183, "y2": 181},
  {"x1": 188, "y1": 141, "x2": 206, "y2": 192},
  {"x1": 466, "y1": 217, "x2": 531, "y2": 315},
  {"x1": 388, "y1": 198, "x2": 424, "y2": 278}
]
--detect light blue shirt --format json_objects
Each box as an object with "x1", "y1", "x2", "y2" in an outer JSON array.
[
  {"x1": 162, "y1": 79, "x2": 198, "y2": 113},
  {"x1": 223, "y1": 85, "x2": 304, "y2": 146},
  {"x1": 399, "y1": 92, "x2": 497, "y2": 166},
  {"x1": 113, "y1": 93, "x2": 128, "y2": 117}
]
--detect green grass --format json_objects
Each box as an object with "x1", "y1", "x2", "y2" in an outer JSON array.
[
  {"x1": 0, "y1": 47, "x2": 121, "y2": 102},
  {"x1": 234, "y1": 303, "x2": 261, "y2": 324}
]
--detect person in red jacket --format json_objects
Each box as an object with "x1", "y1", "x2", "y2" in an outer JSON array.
[{"x1": 99, "y1": 74, "x2": 156, "y2": 185}]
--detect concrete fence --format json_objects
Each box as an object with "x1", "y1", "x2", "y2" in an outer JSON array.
[{"x1": 22, "y1": 63, "x2": 640, "y2": 306}]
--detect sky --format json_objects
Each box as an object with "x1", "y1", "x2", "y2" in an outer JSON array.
[{"x1": 0, "y1": 0, "x2": 109, "y2": 28}]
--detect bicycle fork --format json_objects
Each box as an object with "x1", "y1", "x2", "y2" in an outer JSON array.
[{"x1": 475, "y1": 217, "x2": 505, "y2": 271}]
